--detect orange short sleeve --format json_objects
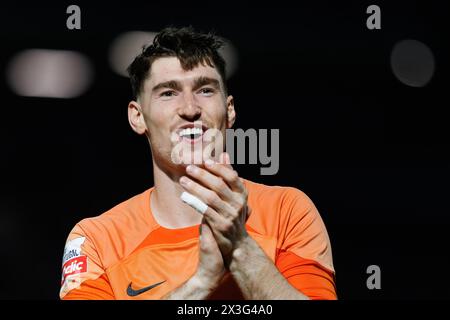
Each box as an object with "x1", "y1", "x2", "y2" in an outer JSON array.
[{"x1": 60, "y1": 223, "x2": 114, "y2": 300}]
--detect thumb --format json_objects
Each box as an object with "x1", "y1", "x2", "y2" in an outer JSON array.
[
  {"x1": 199, "y1": 223, "x2": 219, "y2": 253},
  {"x1": 199, "y1": 223, "x2": 209, "y2": 248}
]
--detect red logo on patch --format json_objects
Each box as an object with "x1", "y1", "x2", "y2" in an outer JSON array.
[{"x1": 61, "y1": 256, "x2": 87, "y2": 284}]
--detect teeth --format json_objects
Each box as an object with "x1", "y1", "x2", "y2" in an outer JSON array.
[{"x1": 179, "y1": 127, "x2": 203, "y2": 138}]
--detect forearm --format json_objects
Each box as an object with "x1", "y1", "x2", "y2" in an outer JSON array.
[
  {"x1": 162, "y1": 272, "x2": 218, "y2": 300},
  {"x1": 229, "y1": 237, "x2": 309, "y2": 300}
]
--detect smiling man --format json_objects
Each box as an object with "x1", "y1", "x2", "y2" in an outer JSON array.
[{"x1": 60, "y1": 27, "x2": 337, "y2": 300}]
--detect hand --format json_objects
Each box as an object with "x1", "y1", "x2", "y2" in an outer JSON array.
[
  {"x1": 180, "y1": 152, "x2": 251, "y2": 265},
  {"x1": 163, "y1": 222, "x2": 225, "y2": 299},
  {"x1": 194, "y1": 221, "x2": 226, "y2": 291}
]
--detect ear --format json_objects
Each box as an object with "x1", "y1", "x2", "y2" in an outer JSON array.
[
  {"x1": 128, "y1": 100, "x2": 147, "y2": 135},
  {"x1": 226, "y1": 95, "x2": 236, "y2": 128}
]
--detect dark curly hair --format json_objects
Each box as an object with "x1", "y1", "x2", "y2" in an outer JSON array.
[{"x1": 127, "y1": 26, "x2": 228, "y2": 100}]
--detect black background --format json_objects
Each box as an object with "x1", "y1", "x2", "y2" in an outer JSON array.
[{"x1": 0, "y1": 0, "x2": 449, "y2": 299}]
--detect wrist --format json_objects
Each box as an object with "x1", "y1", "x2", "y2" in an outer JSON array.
[
  {"x1": 229, "y1": 236, "x2": 259, "y2": 274},
  {"x1": 191, "y1": 269, "x2": 221, "y2": 293}
]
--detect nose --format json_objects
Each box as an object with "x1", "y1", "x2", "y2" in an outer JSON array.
[{"x1": 178, "y1": 92, "x2": 201, "y2": 121}]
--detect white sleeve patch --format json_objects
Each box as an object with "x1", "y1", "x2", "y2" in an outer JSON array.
[{"x1": 60, "y1": 237, "x2": 87, "y2": 295}]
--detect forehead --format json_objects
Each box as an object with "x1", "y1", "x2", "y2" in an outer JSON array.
[{"x1": 146, "y1": 56, "x2": 221, "y2": 89}]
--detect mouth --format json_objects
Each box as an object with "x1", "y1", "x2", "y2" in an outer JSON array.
[{"x1": 176, "y1": 123, "x2": 209, "y2": 144}]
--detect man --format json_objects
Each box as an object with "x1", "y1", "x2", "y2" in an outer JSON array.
[{"x1": 60, "y1": 27, "x2": 337, "y2": 300}]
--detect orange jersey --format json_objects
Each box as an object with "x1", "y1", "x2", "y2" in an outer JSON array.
[{"x1": 60, "y1": 179, "x2": 337, "y2": 300}]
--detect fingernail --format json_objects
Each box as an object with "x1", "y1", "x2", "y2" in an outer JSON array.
[
  {"x1": 225, "y1": 153, "x2": 231, "y2": 164},
  {"x1": 205, "y1": 159, "x2": 214, "y2": 167},
  {"x1": 221, "y1": 152, "x2": 229, "y2": 164},
  {"x1": 180, "y1": 176, "x2": 188, "y2": 185},
  {"x1": 186, "y1": 165, "x2": 196, "y2": 173}
]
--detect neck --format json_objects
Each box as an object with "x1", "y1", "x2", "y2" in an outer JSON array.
[{"x1": 150, "y1": 158, "x2": 203, "y2": 229}]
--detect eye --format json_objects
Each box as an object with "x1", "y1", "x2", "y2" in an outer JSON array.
[
  {"x1": 199, "y1": 87, "x2": 215, "y2": 96},
  {"x1": 161, "y1": 90, "x2": 176, "y2": 97}
]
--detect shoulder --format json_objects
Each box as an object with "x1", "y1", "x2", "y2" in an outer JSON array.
[
  {"x1": 80, "y1": 188, "x2": 154, "y2": 230},
  {"x1": 244, "y1": 179, "x2": 334, "y2": 273},
  {"x1": 66, "y1": 188, "x2": 156, "y2": 267},
  {"x1": 244, "y1": 178, "x2": 314, "y2": 213},
  {"x1": 243, "y1": 178, "x2": 318, "y2": 232}
]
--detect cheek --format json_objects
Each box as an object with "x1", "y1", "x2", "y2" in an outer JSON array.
[
  {"x1": 208, "y1": 99, "x2": 228, "y2": 123},
  {"x1": 145, "y1": 105, "x2": 169, "y2": 131},
  {"x1": 145, "y1": 107, "x2": 176, "y2": 148}
]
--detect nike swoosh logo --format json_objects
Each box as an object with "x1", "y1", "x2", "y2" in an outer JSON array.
[{"x1": 127, "y1": 280, "x2": 166, "y2": 297}]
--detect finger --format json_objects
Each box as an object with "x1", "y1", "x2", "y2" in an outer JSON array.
[
  {"x1": 221, "y1": 152, "x2": 246, "y2": 188},
  {"x1": 204, "y1": 157, "x2": 246, "y2": 194},
  {"x1": 180, "y1": 176, "x2": 236, "y2": 219},
  {"x1": 219, "y1": 152, "x2": 233, "y2": 169},
  {"x1": 202, "y1": 220, "x2": 230, "y2": 252},
  {"x1": 185, "y1": 164, "x2": 235, "y2": 203},
  {"x1": 199, "y1": 223, "x2": 217, "y2": 252},
  {"x1": 181, "y1": 191, "x2": 208, "y2": 214}
]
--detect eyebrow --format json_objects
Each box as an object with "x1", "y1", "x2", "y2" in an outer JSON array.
[
  {"x1": 152, "y1": 80, "x2": 182, "y2": 93},
  {"x1": 151, "y1": 76, "x2": 221, "y2": 94},
  {"x1": 192, "y1": 76, "x2": 221, "y2": 91}
]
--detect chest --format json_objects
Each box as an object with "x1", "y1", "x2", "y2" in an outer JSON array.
[{"x1": 105, "y1": 233, "x2": 277, "y2": 299}]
